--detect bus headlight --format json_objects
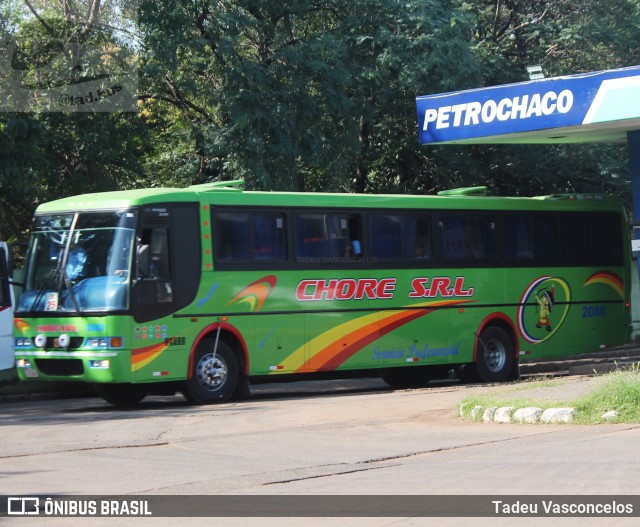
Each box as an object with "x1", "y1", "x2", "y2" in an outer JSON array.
[
  {"x1": 89, "y1": 360, "x2": 110, "y2": 369},
  {"x1": 57, "y1": 333, "x2": 70, "y2": 348},
  {"x1": 34, "y1": 334, "x2": 47, "y2": 348},
  {"x1": 86, "y1": 337, "x2": 123, "y2": 349},
  {"x1": 16, "y1": 359, "x2": 32, "y2": 368}
]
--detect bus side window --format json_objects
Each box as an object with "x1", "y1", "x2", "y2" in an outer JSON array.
[
  {"x1": 252, "y1": 213, "x2": 286, "y2": 260},
  {"x1": 438, "y1": 214, "x2": 496, "y2": 260},
  {"x1": 295, "y1": 212, "x2": 362, "y2": 261},
  {"x1": 150, "y1": 229, "x2": 171, "y2": 280},
  {"x1": 214, "y1": 211, "x2": 286, "y2": 263},
  {"x1": 505, "y1": 216, "x2": 533, "y2": 259},
  {"x1": 139, "y1": 228, "x2": 170, "y2": 280},
  {"x1": 369, "y1": 213, "x2": 434, "y2": 261},
  {"x1": 532, "y1": 216, "x2": 557, "y2": 260},
  {"x1": 136, "y1": 227, "x2": 173, "y2": 304},
  {"x1": 439, "y1": 216, "x2": 469, "y2": 259},
  {"x1": 345, "y1": 215, "x2": 362, "y2": 257},
  {"x1": 216, "y1": 213, "x2": 250, "y2": 261},
  {"x1": 562, "y1": 214, "x2": 590, "y2": 261},
  {"x1": 370, "y1": 215, "x2": 402, "y2": 259},
  {"x1": 410, "y1": 216, "x2": 431, "y2": 259},
  {"x1": 590, "y1": 213, "x2": 623, "y2": 265}
]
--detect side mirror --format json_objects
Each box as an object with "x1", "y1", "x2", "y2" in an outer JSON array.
[{"x1": 136, "y1": 244, "x2": 150, "y2": 278}]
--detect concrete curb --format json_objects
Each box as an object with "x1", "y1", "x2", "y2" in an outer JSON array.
[
  {"x1": 461, "y1": 404, "x2": 578, "y2": 424},
  {"x1": 519, "y1": 344, "x2": 640, "y2": 377}
]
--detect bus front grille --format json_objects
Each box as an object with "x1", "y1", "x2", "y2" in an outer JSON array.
[{"x1": 35, "y1": 359, "x2": 84, "y2": 376}]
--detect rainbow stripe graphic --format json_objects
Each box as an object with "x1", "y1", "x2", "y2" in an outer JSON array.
[
  {"x1": 132, "y1": 276, "x2": 277, "y2": 371},
  {"x1": 583, "y1": 271, "x2": 624, "y2": 298},
  {"x1": 14, "y1": 318, "x2": 31, "y2": 335},
  {"x1": 272, "y1": 299, "x2": 472, "y2": 374},
  {"x1": 131, "y1": 338, "x2": 175, "y2": 371},
  {"x1": 228, "y1": 275, "x2": 277, "y2": 312}
]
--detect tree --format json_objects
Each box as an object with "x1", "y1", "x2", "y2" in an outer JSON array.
[
  {"x1": 138, "y1": 0, "x2": 480, "y2": 191},
  {"x1": 456, "y1": 0, "x2": 639, "y2": 201},
  {"x1": 0, "y1": 0, "x2": 147, "y2": 244}
]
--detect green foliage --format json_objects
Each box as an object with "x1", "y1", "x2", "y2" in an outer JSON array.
[
  {"x1": 573, "y1": 366, "x2": 640, "y2": 424},
  {"x1": 454, "y1": 0, "x2": 638, "y2": 202},
  {"x1": 0, "y1": 1, "x2": 148, "y2": 244},
  {"x1": 138, "y1": 0, "x2": 479, "y2": 191}
]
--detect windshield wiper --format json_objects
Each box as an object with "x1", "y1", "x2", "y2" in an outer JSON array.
[
  {"x1": 61, "y1": 269, "x2": 81, "y2": 313},
  {"x1": 56, "y1": 213, "x2": 83, "y2": 313}
]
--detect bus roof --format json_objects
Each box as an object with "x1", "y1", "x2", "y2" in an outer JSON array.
[{"x1": 35, "y1": 182, "x2": 624, "y2": 214}]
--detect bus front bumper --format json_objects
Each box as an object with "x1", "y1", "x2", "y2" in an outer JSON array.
[{"x1": 14, "y1": 350, "x2": 133, "y2": 383}]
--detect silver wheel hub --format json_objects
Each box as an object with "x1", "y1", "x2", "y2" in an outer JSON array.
[
  {"x1": 484, "y1": 339, "x2": 506, "y2": 373},
  {"x1": 196, "y1": 353, "x2": 228, "y2": 391}
]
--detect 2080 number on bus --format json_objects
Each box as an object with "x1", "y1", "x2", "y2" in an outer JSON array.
[{"x1": 582, "y1": 305, "x2": 607, "y2": 318}]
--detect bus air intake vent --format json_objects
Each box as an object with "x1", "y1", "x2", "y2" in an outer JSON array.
[{"x1": 35, "y1": 359, "x2": 84, "y2": 376}]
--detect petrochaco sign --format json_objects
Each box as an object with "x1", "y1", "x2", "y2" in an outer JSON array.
[
  {"x1": 421, "y1": 89, "x2": 574, "y2": 131},
  {"x1": 416, "y1": 66, "x2": 640, "y2": 144}
]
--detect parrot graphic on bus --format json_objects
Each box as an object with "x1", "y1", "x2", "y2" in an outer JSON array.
[{"x1": 535, "y1": 286, "x2": 555, "y2": 332}]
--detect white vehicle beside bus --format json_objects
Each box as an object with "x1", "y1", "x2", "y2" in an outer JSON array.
[{"x1": 0, "y1": 241, "x2": 14, "y2": 370}]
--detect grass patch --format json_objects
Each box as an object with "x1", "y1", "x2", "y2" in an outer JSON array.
[
  {"x1": 459, "y1": 366, "x2": 640, "y2": 424},
  {"x1": 572, "y1": 367, "x2": 640, "y2": 424}
]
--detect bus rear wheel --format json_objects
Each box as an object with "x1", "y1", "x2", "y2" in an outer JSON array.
[
  {"x1": 94, "y1": 383, "x2": 148, "y2": 407},
  {"x1": 475, "y1": 326, "x2": 516, "y2": 383},
  {"x1": 183, "y1": 340, "x2": 239, "y2": 404}
]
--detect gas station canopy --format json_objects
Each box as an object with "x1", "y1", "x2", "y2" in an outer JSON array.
[{"x1": 416, "y1": 66, "x2": 640, "y2": 145}]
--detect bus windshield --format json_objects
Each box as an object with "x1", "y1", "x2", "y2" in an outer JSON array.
[{"x1": 17, "y1": 210, "x2": 137, "y2": 313}]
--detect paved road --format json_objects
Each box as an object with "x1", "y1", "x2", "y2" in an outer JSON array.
[{"x1": 2, "y1": 375, "x2": 639, "y2": 526}]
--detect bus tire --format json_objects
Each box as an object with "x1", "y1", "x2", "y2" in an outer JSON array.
[
  {"x1": 475, "y1": 326, "x2": 515, "y2": 383},
  {"x1": 183, "y1": 339, "x2": 239, "y2": 404},
  {"x1": 380, "y1": 366, "x2": 430, "y2": 389},
  {"x1": 94, "y1": 383, "x2": 148, "y2": 407}
]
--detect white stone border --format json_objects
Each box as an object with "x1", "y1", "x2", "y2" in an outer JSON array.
[
  {"x1": 460, "y1": 405, "x2": 623, "y2": 424},
  {"x1": 460, "y1": 404, "x2": 578, "y2": 424}
]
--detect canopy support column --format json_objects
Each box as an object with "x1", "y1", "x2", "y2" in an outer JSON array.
[
  {"x1": 628, "y1": 130, "x2": 640, "y2": 338},
  {"x1": 628, "y1": 130, "x2": 640, "y2": 267}
]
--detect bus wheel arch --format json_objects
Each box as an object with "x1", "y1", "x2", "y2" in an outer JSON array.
[
  {"x1": 457, "y1": 315, "x2": 519, "y2": 384},
  {"x1": 183, "y1": 324, "x2": 249, "y2": 404},
  {"x1": 475, "y1": 315, "x2": 519, "y2": 383}
]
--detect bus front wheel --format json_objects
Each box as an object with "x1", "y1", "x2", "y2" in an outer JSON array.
[
  {"x1": 183, "y1": 340, "x2": 239, "y2": 404},
  {"x1": 475, "y1": 326, "x2": 516, "y2": 383}
]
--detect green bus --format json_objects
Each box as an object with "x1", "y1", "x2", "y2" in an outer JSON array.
[{"x1": 13, "y1": 182, "x2": 631, "y2": 405}]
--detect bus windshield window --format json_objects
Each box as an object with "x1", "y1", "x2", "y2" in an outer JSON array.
[{"x1": 17, "y1": 211, "x2": 137, "y2": 313}]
